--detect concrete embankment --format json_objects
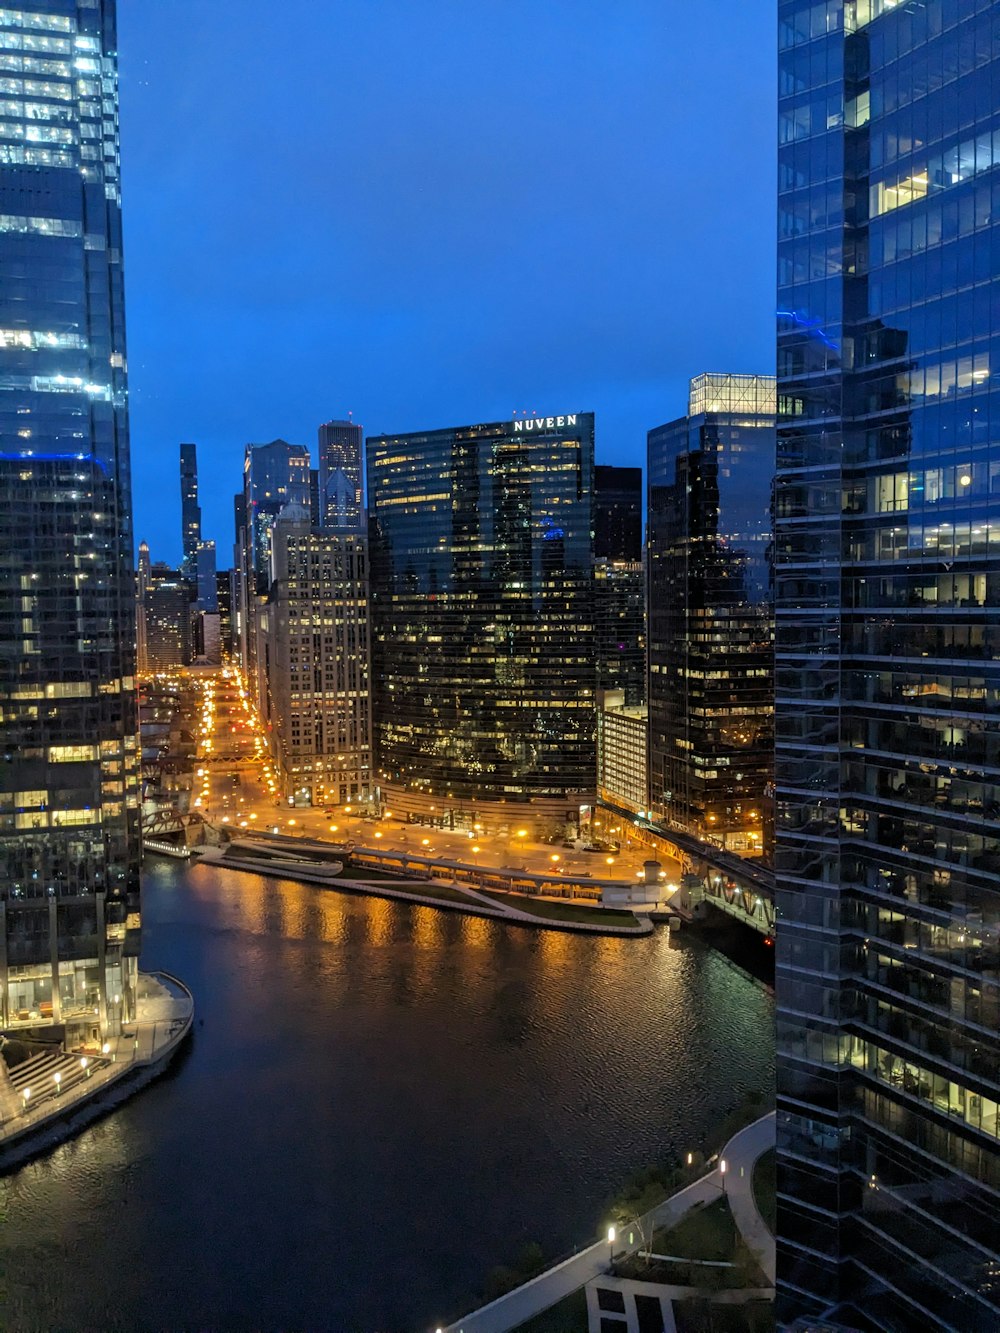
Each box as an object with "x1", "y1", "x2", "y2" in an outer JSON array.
[
  {"x1": 0, "y1": 972, "x2": 194, "y2": 1174},
  {"x1": 192, "y1": 846, "x2": 653, "y2": 937}
]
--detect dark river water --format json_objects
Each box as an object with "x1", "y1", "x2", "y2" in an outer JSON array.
[{"x1": 0, "y1": 858, "x2": 774, "y2": 1333}]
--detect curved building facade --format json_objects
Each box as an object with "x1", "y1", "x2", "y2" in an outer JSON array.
[{"x1": 367, "y1": 415, "x2": 596, "y2": 818}]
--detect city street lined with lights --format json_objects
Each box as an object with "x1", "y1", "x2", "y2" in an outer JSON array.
[{"x1": 189, "y1": 669, "x2": 681, "y2": 907}]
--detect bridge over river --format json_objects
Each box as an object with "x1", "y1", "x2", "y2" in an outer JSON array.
[{"x1": 598, "y1": 802, "x2": 775, "y2": 936}]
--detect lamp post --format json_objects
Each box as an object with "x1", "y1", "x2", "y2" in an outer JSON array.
[
  {"x1": 720, "y1": 1158, "x2": 728, "y2": 1195},
  {"x1": 607, "y1": 1224, "x2": 616, "y2": 1267}
]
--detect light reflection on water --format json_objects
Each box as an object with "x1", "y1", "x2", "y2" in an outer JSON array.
[{"x1": 1, "y1": 859, "x2": 774, "y2": 1333}]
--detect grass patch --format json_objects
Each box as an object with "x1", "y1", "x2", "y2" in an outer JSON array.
[
  {"x1": 511, "y1": 1287, "x2": 588, "y2": 1332},
  {"x1": 614, "y1": 1197, "x2": 767, "y2": 1290},
  {"x1": 673, "y1": 1298, "x2": 774, "y2": 1333},
  {"x1": 475, "y1": 888, "x2": 639, "y2": 927},
  {"x1": 656, "y1": 1196, "x2": 738, "y2": 1263},
  {"x1": 752, "y1": 1148, "x2": 776, "y2": 1234}
]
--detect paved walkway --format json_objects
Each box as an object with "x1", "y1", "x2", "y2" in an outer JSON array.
[
  {"x1": 720, "y1": 1111, "x2": 776, "y2": 1284},
  {"x1": 439, "y1": 1111, "x2": 776, "y2": 1333},
  {"x1": 0, "y1": 972, "x2": 193, "y2": 1152}
]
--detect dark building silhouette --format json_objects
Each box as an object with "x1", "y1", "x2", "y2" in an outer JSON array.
[
  {"x1": 595, "y1": 559, "x2": 645, "y2": 706},
  {"x1": 595, "y1": 464, "x2": 642, "y2": 560},
  {"x1": 776, "y1": 2, "x2": 1000, "y2": 1326},
  {"x1": 179, "y1": 442, "x2": 201, "y2": 579}
]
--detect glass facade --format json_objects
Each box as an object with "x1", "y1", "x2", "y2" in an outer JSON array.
[
  {"x1": 595, "y1": 558, "x2": 645, "y2": 706},
  {"x1": 317, "y1": 419, "x2": 363, "y2": 531},
  {"x1": 179, "y1": 440, "x2": 200, "y2": 577},
  {"x1": 776, "y1": 2, "x2": 1000, "y2": 1326},
  {"x1": 367, "y1": 414, "x2": 596, "y2": 804},
  {"x1": 595, "y1": 463, "x2": 642, "y2": 561},
  {"x1": 0, "y1": 0, "x2": 140, "y2": 1041},
  {"x1": 647, "y1": 375, "x2": 775, "y2": 856}
]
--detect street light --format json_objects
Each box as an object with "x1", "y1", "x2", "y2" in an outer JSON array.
[
  {"x1": 720, "y1": 1158, "x2": 728, "y2": 1194},
  {"x1": 607, "y1": 1224, "x2": 616, "y2": 1267}
]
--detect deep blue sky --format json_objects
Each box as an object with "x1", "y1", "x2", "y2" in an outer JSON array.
[{"x1": 118, "y1": 1, "x2": 776, "y2": 564}]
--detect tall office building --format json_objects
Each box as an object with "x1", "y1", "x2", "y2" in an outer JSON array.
[
  {"x1": 647, "y1": 374, "x2": 775, "y2": 855},
  {"x1": 594, "y1": 558, "x2": 645, "y2": 705},
  {"x1": 144, "y1": 572, "x2": 192, "y2": 670},
  {"x1": 593, "y1": 464, "x2": 645, "y2": 706},
  {"x1": 195, "y1": 539, "x2": 217, "y2": 612},
  {"x1": 595, "y1": 464, "x2": 642, "y2": 561},
  {"x1": 367, "y1": 413, "x2": 596, "y2": 823},
  {"x1": 776, "y1": 3, "x2": 1000, "y2": 1326},
  {"x1": 136, "y1": 539, "x2": 151, "y2": 675},
  {"x1": 240, "y1": 439, "x2": 310, "y2": 689},
  {"x1": 0, "y1": 0, "x2": 140, "y2": 1040},
  {"x1": 216, "y1": 568, "x2": 234, "y2": 661},
  {"x1": 242, "y1": 440, "x2": 311, "y2": 594},
  {"x1": 179, "y1": 441, "x2": 201, "y2": 577},
  {"x1": 258, "y1": 506, "x2": 372, "y2": 806},
  {"x1": 318, "y1": 419, "x2": 363, "y2": 530}
]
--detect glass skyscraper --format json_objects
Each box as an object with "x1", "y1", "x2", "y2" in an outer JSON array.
[
  {"x1": 776, "y1": 2, "x2": 1000, "y2": 1326},
  {"x1": 179, "y1": 440, "x2": 200, "y2": 578},
  {"x1": 648, "y1": 374, "x2": 775, "y2": 856},
  {"x1": 318, "y1": 418, "x2": 363, "y2": 530},
  {"x1": 0, "y1": 0, "x2": 140, "y2": 1041},
  {"x1": 367, "y1": 414, "x2": 596, "y2": 816}
]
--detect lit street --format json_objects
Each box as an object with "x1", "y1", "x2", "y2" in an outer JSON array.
[{"x1": 188, "y1": 668, "x2": 681, "y2": 898}]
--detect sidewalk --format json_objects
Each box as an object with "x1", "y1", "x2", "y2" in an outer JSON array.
[
  {"x1": 439, "y1": 1111, "x2": 776, "y2": 1333},
  {"x1": 720, "y1": 1112, "x2": 776, "y2": 1284}
]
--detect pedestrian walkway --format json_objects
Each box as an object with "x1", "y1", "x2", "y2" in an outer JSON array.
[
  {"x1": 720, "y1": 1112, "x2": 776, "y2": 1284},
  {"x1": 437, "y1": 1111, "x2": 776, "y2": 1333}
]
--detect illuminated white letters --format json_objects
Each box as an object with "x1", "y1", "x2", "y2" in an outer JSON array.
[{"x1": 512, "y1": 414, "x2": 577, "y2": 433}]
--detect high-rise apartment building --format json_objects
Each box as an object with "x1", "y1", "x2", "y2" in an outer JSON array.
[
  {"x1": 367, "y1": 413, "x2": 596, "y2": 824},
  {"x1": 776, "y1": 3, "x2": 1000, "y2": 1326},
  {"x1": 0, "y1": 0, "x2": 140, "y2": 1040},
  {"x1": 179, "y1": 441, "x2": 201, "y2": 577},
  {"x1": 258, "y1": 506, "x2": 372, "y2": 806},
  {"x1": 318, "y1": 419, "x2": 363, "y2": 530},
  {"x1": 647, "y1": 374, "x2": 775, "y2": 855}
]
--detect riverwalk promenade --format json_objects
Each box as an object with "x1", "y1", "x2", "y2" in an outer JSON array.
[
  {"x1": 438, "y1": 1112, "x2": 776, "y2": 1333},
  {"x1": 0, "y1": 971, "x2": 193, "y2": 1171}
]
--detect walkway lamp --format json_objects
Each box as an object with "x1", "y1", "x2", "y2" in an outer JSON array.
[
  {"x1": 607, "y1": 1224, "x2": 617, "y2": 1266},
  {"x1": 720, "y1": 1158, "x2": 728, "y2": 1194}
]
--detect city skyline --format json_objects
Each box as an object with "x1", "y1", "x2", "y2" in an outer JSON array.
[{"x1": 116, "y1": 1, "x2": 776, "y2": 562}]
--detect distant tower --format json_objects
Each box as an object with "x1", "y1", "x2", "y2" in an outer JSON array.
[
  {"x1": 137, "y1": 541, "x2": 151, "y2": 674},
  {"x1": 180, "y1": 442, "x2": 202, "y2": 578},
  {"x1": 318, "y1": 419, "x2": 363, "y2": 529}
]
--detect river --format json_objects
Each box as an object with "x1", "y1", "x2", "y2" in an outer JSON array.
[{"x1": 0, "y1": 857, "x2": 774, "y2": 1332}]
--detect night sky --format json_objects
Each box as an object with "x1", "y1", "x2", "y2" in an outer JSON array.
[{"x1": 118, "y1": 1, "x2": 776, "y2": 564}]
